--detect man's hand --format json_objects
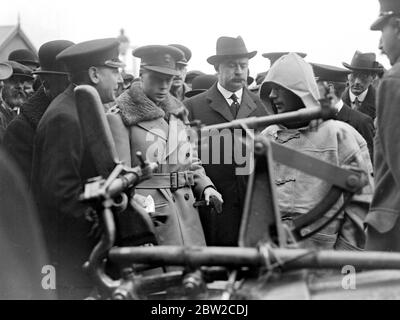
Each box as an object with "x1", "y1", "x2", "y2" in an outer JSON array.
[{"x1": 204, "y1": 187, "x2": 224, "y2": 213}]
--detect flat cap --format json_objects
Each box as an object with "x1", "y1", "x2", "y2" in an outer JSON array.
[
  {"x1": 56, "y1": 38, "x2": 124, "y2": 73},
  {"x1": 5, "y1": 60, "x2": 34, "y2": 80},
  {"x1": 311, "y1": 63, "x2": 351, "y2": 83},
  {"x1": 133, "y1": 45, "x2": 184, "y2": 76}
]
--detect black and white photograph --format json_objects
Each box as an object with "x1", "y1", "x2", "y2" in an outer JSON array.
[{"x1": 0, "y1": 0, "x2": 400, "y2": 307}]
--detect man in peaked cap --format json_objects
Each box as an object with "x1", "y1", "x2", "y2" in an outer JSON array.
[
  {"x1": 3, "y1": 40, "x2": 74, "y2": 185},
  {"x1": 31, "y1": 38, "x2": 124, "y2": 299},
  {"x1": 9, "y1": 49, "x2": 40, "y2": 98},
  {"x1": 311, "y1": 62, "x2": 375, "y2": 160},
  {"x1": 184, "y1": 36, "x2": 269, "y2": 246},
  {"x1": 0, "y1": 61, "x2": 33, "y2": 140},
  {"x1": 107, "y1": 45, "x2": 222, "y2": 250},
  {"x1": 342, "y1": 51, "x2": 383, "y2": 120},
  {"x1": 365, "y1": 0, "x2": 400, "y2": 252},
  {"x1": 168, "y1": 44, "x2": 192, "y2": 101}
]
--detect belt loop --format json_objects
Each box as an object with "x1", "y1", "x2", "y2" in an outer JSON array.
[{"x1": 170, "y1": 172, "x2": 178, "y2": 192}]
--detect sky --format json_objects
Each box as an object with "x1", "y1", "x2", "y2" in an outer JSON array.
[{"x1": 1, "y1": 0, "x2": 387, "y2": 77}]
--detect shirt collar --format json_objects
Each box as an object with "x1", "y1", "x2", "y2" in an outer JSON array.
[
  {"x1": 335, "y1": 99, "x2": 344, "y2": 113},
  {"x1": 217, "y1": 82, "x2": 243, "y2": 104},
  {"x1": 349, "y1": 88, "x2": 368, "y2": 103}
]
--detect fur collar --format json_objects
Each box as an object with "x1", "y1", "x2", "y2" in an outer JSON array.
[
  {"x1": 116, "y1": 82, "x2": 188, "y2": 126},
  {"x1": 21, "y1": 86, "x2": 51, "y2": 129}
]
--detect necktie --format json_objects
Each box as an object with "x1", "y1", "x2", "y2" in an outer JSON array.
[
  {"x1": 230, "y1": 93, "x2": 240, "y2": 119},
  {"x1": 354, "y1": 97, "x2": 361, "y2": 110}
]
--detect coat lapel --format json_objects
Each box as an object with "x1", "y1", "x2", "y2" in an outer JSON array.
[
  {"x1": 336, "y1": 104, "x2": 351, "y2": 122},
  {"x1": 237, "y1": 88, "x2": 258, "y2": 119},
  {"x1": 206, "y1": 84, "x2": 234, "y2": 122},
  {"x1": 137, "y1": 118, "x2": 168, "y2": 141}
]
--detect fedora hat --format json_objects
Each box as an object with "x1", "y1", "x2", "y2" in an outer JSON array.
[
  {"x1": 371, "y1": 0, "x2": 400, "y2": 30},
  {"x1": 342, "y1": 51, "x2": 383, "y2": 72},
  {"x1": 207, "y1": 36, "x2": 257, "y2": 65},
  {"x1": 0, "y1": 62, "x2": 12, "y2": 80},
  {"x1": 34, "y1": 40, "x2": 75, "y2": 76},
  {"x1": 185, "y1": 74, "x2": 217, "y2": 98}
]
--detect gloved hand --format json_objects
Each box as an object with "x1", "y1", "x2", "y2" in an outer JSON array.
[{"x1": 203, "y1": 187, "x2": 223, "y2": 214}]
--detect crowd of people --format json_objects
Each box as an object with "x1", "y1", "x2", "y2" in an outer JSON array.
[{"x1": 0, "y1": 0, "x2": 399, "y2": 300}]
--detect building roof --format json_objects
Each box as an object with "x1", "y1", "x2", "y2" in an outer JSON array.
[{"x1": 0, "y1": 25, "x2": 37, "y2": 55}]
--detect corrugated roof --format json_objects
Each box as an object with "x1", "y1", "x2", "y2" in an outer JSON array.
[{"x1": 0, "y1": 26, "x2": 16, "y2": 44}]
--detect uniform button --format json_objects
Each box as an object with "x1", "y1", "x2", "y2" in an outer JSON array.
[
  {"x1": 184, "y1": 193, "x2": 190, "y2": 200},
  {"x1": 186, "y1": 152, "x2": 190, "y2": 158},
  {"x1": 172, "y1": 196, "x2": 176, "y2": 202}
]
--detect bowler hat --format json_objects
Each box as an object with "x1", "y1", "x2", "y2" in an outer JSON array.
[
  {"x1": 5, "y1": 60, "x2": 34, "y2": 81},
  {"x1": 169, "y1": 44, "x2": 192, "y2": 66},
  {"x1": 185, "y1": 74, "x2": 217, "y2": 98},
  {"x1": 262, "y1": 52, "x2": 307, "y2": 66},
  {"x1": 207, "y1": 36, "x2": 257, "y2": 65},
  {"x1": 8, "y1": 49, "x2": 39, "y2": 68},
  {"x1": 311, "y1": 63, "x2": 351, "y2": 83},
  {"x1": 34, "y1": 40, "x2": 75, "y2": 75},
  {"x1": 133, "y1": 45, "x2": 184, "y2": 76},
  {"x1": 56, "y1": 38, "x2": 125, "y2": 73},
  {"x1": 342, "y1": 51, "x2": 383, "y2": 73},
  {"x1": 371, "y1": 0, "x2": 400, "y2": 30},
  {"x1": 0, "y1": 62, "x2": 12, "y2": 80}
]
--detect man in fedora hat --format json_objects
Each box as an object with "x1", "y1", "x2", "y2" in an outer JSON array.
[
  {"x1": 168, "y1": 44, "x2": 192, "y2": 101},
  {"x1": 31, "y1": 38, "x2": 124, "y2": 299},
  {"x1": 311, "y1": 62, "x2": 375, "y2": 160},
  {"x1": 107, "y1": 44, "x2": 222, "y2": 249},
  {"x1": 342, "y1": 51, "x2": 383, "y2": 120},
  {"x1": 365, "y1": 0, "x2": 400, "y2": 252},
  {"x1": 3, "y1": 40, "x2": 74, "y2": 184},
  {"x1": 0, "y1": 61, "x2": 33, "y2": 140},
  {"x1": 184, "y1": 36, "x2": 269, "y2": 246}
]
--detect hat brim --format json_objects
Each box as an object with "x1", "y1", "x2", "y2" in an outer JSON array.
[
  {"x1": 104, "y1": 60, "x2": 125, "y2": 69},
  {"x1": 207, "y1": 51, "x2": 257, "y2": 65},
  {"x1": 16, "y1": 60, "x2": 40, "y2": 68},
  {"x1": 371, "y1": 15, "x2": 390, "y2": 31},
  {"x1": 11, "y1": 73, "x2": 34, "y2": 81},
  {"x1": 342, "y1": 62, "x2": 383, "y2": 73},
  {"x1": 143, "y1": 65, "x2": 180, "y2": 76},
  {"x1": 33, "y1": 69, "x2": 69, "y2": 76},
  {"x1": 184, "y1": 89, "x2": 206, "y2": 98},
  {"x1": 0, "y1": 63, "x2": 13, "y2": 80}
]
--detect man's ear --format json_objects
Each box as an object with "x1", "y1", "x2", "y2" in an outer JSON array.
[{"x1": 88, "y1": 67, "x2": 100, "y2": 84}]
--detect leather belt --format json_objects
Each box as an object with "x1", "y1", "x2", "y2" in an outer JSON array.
[{"x1": 137, "y1": 171, "x2": 195, "y2": 191}]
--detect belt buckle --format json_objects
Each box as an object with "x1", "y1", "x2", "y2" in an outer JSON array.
[
  {"x1": 170, "y1": 172, "x2": 179, "y2": 192},
  {"x1": 184, "y1": 171, "x2": 195, "y2": 187}
]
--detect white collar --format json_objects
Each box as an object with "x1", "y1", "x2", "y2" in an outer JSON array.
[
  {"x1": 335, "y1": 99, "x2": 344, "y2": 113},
  {"x1": 349, "y1": 88, "x2": 368, "y2": 103},
  {"x1": 217, "y1": 82, "x2": 243, "y2": 104}
]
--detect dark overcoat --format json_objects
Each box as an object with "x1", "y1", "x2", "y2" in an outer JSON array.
[
  {"x1": 3, "y1": 86, "x2": 50, "y2": 184},
  {"x1": 31, "y1": 85, "x2": 98, "y2": 299},
  {"x1": 342, "y1": 85, "x2": 377, "y2": 120},
  {"x1": 336, "y1": 102, "x2": 375, "y2": 161},
  {"x1": 184, "y1": 83, "x2": 270, "y2": 246}
]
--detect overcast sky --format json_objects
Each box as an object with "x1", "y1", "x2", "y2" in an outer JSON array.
[{"x1": 1, "y1": 0, "x2": 387, "y2": 76}]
